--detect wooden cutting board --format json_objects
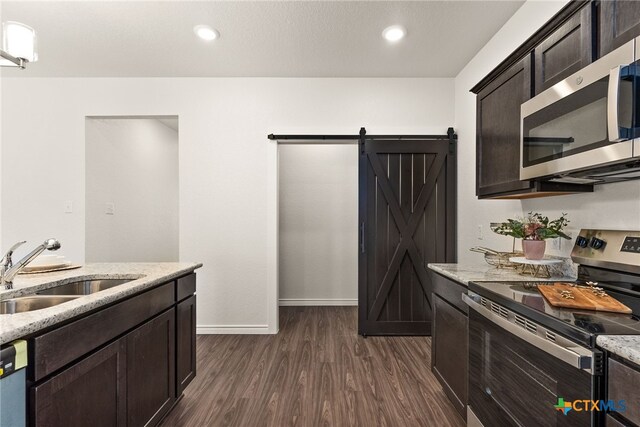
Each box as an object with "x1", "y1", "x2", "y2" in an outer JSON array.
[{"x1": 538, "y1": 282, "x2": 632, "y2": 314}]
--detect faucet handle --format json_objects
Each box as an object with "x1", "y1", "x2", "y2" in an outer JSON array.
[{"x1": 1, "y1": 241, "x2": 27, "y2": 267}]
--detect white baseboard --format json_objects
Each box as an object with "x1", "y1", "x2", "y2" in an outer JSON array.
[
  {"x1": 197, "y1": 325, "x2": 270, "y2": 334},
  {"x1": 279, "y1": 298, "x2": 358, "y2": 306}
]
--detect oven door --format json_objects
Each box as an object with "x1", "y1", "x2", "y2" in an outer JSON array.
[
  {"x1": 464, "y1": 293, "x2": 601, "y2": 427},
  {"x1": 520, "y1": 38, "x2": 637, "y2": 180}
]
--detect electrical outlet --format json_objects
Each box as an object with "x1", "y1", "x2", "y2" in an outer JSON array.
[
  {"x1": 550, "y1": 238, "x2": 561, "y2": 251},
  {"x1": 477, "y1": 225, "x2": 483, "y2": 240},
  {"x1": 105, "y1": 202, "x2": 115, "y2": 215},
  {"x1": 64, "y1": 200, "x2": 73, "y2": 213}
]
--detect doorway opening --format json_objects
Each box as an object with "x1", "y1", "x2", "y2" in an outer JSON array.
[
  {"x1": 278, "y1": 143, "x2": 359, "y2": 307},
  {"x1": 85, "y1": 116, "x2": 179, "y2": 262}
]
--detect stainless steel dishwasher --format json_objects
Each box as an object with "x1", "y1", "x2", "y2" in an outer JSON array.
[{"x1": 0, "y1": 340, "x2": 27, "y2": 427}]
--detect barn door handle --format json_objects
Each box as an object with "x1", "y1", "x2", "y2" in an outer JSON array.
[{"x1": 360, "y1": 222, "x2": 365, "y2": 253}]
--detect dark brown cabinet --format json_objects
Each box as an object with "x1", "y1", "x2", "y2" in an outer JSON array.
[
  {"x1": 127, "y1": 309, "x2": 176, "y2": 427},
  {"x1": 534, "y1": 4, "x2": 593, "y2": 95},
  {"x1": 599, "y1": 0, "x2": 640, "y2": 58},
  {"x1": 27, "y1": 273, "x2": 197, "y2": 427},
  {"x1": 607, "y1": 357, "x2": 640, "y2": 426},
  {"x1": 472, "y1": 1, "x2": 596, "y2": 199},
  {"x1": 176, "y1": 295, "x2": 197, "y2": 396},
  {"x1": 476, "y1": 57, "x2": 532, "y2": 198},
  {"x1": 605, "y1": 414, "x2": 627, "y2": 427},
  {"x1": 31, "y1": 338, "x2": 127, "y2": 427},
  {"x1": 430, "y1": 272, "x2": 468, "y2": 420}
]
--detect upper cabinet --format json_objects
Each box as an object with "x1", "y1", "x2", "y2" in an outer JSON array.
[
  {"x1": 476, "y1": 57, "x2": 532, "y2": 197},
  {"x1": 599, "y1": 0, "x2": 640, "y2": 57},
  {"x1": 471, "y1": 1, "x2": 605, "y2": 199},
  {"x1": 534, "y1": 4, "x2": 594, "y2": 95}
]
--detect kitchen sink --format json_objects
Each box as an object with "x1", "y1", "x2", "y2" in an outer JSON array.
[
  {"x1": 0, "y1": 295, "x2": 79, "y2": 314},
  {"x1": 37, "y1": 279, "x2": 134, "y2": 296}
]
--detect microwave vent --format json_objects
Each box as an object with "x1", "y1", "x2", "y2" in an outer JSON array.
[
  {"x1": 549, "y1": 176, "x2": 602, "y2": 184},
  {"x1": 587, "y1": 166, "x2": 640, "y2": 179}
]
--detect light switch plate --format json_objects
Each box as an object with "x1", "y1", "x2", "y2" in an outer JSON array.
[
  {"x1": 64, "y1": 201, "x2": 73, "y2": 213},
  {"x1": 105, "y1": 202, "x2": 115, "y2": 215}
]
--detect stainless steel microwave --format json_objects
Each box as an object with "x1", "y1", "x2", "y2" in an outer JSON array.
[{"x1": 520, "y1": 37, "x2": 640, "y2": 182}]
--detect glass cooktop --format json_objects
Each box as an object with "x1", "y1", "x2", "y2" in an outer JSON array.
[{"x1": 468, "y1": 280, "x2": 640, "y2": 347}]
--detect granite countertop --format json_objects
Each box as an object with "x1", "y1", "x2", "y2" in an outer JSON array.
[
  {"x1": 428, "y1": 263, "x2": 575, "y2": 286},
  {"x1": 597, "y1": 336, "x2": 640, "y2": 365},
  {"x1": 0, "y1": 262, "x2": 202, "y2": 344}
]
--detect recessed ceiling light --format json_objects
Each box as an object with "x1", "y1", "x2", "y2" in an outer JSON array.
[
  {"x1": 382, "y1": 25, "x2": 406, "y2": 42},
  {"x1": 194, "y1": 25, "x2": 219, "y2": 41}
]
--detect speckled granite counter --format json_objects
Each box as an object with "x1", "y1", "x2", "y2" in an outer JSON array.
[
  {"x1": 0, "y1": 262, "x2": 202, "y2": 344},
  {"x1": 428, "y1": 263, "x2": 575, "y2": 286},
  {"x1": 597, "y1": 336, "x2": 640, "y2": 365}
]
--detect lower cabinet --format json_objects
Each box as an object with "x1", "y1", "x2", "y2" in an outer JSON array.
[
  {"x1": 430, "y1": 272, "x2": 468, "y2": 420},
  {"x1": 176, "y1": 295, "x2": 196, "y2": 396},
  {"x1": 31, "y1": 338, "x2": 127, "y2": 427},
  {"x1": 32, "y1": 309, "x2": 176, "y2": 427},
  {"x1": 127, "y1": 309, "x2": 176, "y2": 427},
  {"x1": 28, "y1": 273, "x2": 197, "y2": 427},
  {"x1": 607, "y1": 356, "x2": 640, "y2": 426}
]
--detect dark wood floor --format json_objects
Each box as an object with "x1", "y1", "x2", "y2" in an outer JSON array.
[{"x1": 161, "y1": 306, "x2": 465, "y2": 427}]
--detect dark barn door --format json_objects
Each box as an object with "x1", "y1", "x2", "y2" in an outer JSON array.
[{"x1": 358, "y1": 130, "x2": 456, "y2": 336}]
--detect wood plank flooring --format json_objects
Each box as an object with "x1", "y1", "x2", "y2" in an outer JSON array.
[{"x1": 161, "y1": 306, "x2": 465, "y2": 427}]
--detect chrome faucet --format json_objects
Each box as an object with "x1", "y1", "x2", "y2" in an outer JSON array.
[{"x1": 0, "y1": 239, "x2": 61, "y2": 288}]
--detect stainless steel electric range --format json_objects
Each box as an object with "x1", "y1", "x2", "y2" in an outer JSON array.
[{"x1": 465, "y1": 229, "x2": 640, "y2": 427}]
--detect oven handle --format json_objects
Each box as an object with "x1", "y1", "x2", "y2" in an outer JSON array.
[{"x1": 462, "y1": 293, "x2": 597, "y2": 374}]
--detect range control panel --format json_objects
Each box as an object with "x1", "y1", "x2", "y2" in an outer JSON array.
[
  {"x1": 621, "y1": 236, "x2": 640, "y2": 254},
  {"x1": 571, "y1": 230, "x2": 640, "y2": 274}
]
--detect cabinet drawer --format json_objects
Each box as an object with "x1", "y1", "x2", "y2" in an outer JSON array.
[
  {"x1": 608, "y1": 358, "x2": 640, "y2": 425},
  {"x1": 32, "y1": 282, "x2": 174, "y2": 381},
  {"x1": 430, "y1": 271, "x2": 468, "y2": 314},
  {"x1": 176, "y1": 273, "x2": 196, "y2": 302}
]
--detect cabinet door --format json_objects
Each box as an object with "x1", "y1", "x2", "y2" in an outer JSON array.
[
  {"x1": 608, "y1": 358, "x2": 640, "y2": 426},
  {"x1": 431, "y1": 293, "x2": 468, "y2": 419},
  {"x1": 605, "y1": 414, "x2": 627, "y2": 427},
  {"x1": 31, "y1": 338, "x2": 127, "y2": 427},
  {"x1": 476, "y1": 56, "x2": 532, "y2": 197},
  {"x1": 127, "y1": 308, "x2": 176, "y2": 427},
  {"x1": 176, "y1": 294, "x2": 196, "y2": 396},
  {"x1": 534, "y1": 4, "x2": 593, "y2": 95},
  {"x1": 600, "y1": 0, "x2": 640, "y2": 57}
]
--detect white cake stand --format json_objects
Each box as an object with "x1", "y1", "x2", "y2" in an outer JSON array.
[{"x1": 509, "y1": 257, "x2": 563, "y2": 278}]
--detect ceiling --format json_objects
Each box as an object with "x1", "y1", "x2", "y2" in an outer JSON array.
[{"x1": 0, "y1": 1, "x2": 524, "y2": 78}]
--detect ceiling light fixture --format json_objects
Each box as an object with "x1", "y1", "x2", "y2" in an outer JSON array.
[
  {"x1": 194, "y1": 25, "x2": 219, "y2": 41},
  {"x1": 382, "y1": 25, "x2": 407, "y2": 42},
  {"x1": 0, "y1": 21, "x2": 38, "y2": 69}
]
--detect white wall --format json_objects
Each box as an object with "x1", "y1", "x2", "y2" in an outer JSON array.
[
  {"x1": 85, "y1": 118, "x2": 179, "y2": 262},
  {"x1": 454, "y1": 0, "x2": 640, "y2": 263},
  {"x1": 278, "y1": 144, "x2": 358, "y2": 306},
  {"x1": 453, "y1": 0, "x2": 561, "y2": 262},
  {"x1": 1, "y1": 77, "x2": 454, "y2": 333}
]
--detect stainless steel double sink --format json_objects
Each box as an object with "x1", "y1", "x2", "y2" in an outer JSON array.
[{"x1": 0, "y1": 278, "x2": 136, "y2": 314}]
